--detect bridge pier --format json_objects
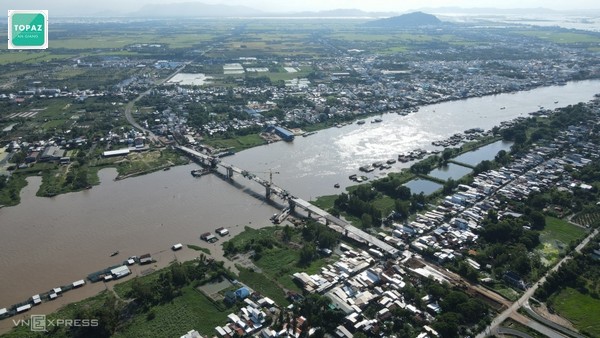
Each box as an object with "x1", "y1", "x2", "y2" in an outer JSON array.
[
  {"x1": 265, "y1": 186, "x2": 271, "y2": 200},
  {"x1": 227, "y1": 167, "x2": 234, "y2": 180},
  {"x1": 288, "y1": 200, "x2": 296, "y2": 212}
]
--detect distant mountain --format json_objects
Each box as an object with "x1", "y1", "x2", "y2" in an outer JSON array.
[
  {"x1": 364, "y1": 11, "x2": 442, "y2": 27},
  {"x1": 418, "y1": 7, "x2": 560, "y2": 15},
  {"x1": 131, "y1": 2, "x2": 264, "y2": 17}
]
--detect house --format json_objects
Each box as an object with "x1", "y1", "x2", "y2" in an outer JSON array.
[
  {"x1": 110, "y1": 265, "x2": 131, "y2": 279},
  {"x1": 335, "y1": 325, "x2": 354, "y2": 338},
  {"x1": 267, "y1": 125, "x2": 295, "y2": 142},
  {"x1": 40, "y1": 145, "x2": 66, "y2": 162},
  {"x1": 72, "y1": 279, "x2": 85, "y2": 288},
  {"x1": 102, "y1": 148, "x2": 130, "y2": 157},
  {"x1": 139, "y1": 253, "x2": 153, "y2": 265},
  {"x1": 201, "y1": 232, "x2": 217, "y2": 242},
  {"x1": 503, "y1": 271, "x2": 527, "y2": 290},
  {"x1": 216, "y1": 227, "x2": 229, "y2": 236},
  {"x1": 25, "y1": 151, "x2": 40, "y2": 163},
  {"x1": 235, "y1": 287, "x2": 251, "y2": 300},
  {"x1": 180, "y1": 330, "x2": 203, "y2": 338}
]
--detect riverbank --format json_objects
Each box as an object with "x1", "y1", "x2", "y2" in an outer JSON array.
[
  {"x1": 1, "y1": 80, "x2": 599, "y2": 316},
  {"x1": 0, "y1": 227, "x2": 243, "y2": 335},
  {"x1": 0, "y1": 148, "x2": 188, "y2": 207}
]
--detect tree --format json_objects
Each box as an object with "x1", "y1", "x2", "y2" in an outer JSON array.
[
  {"x1": 494, "y1": 150, "x2": 510, "y2": 165},
  {"x1": 170, "y1": 263, "x2": 188, "y2": 287},
  {"x1": 442, "y1": 178, "x2": 457, "y2": 195},
  {"x1": 130, "y1": 278, "x2": 155, "y2": 308},
  {"x1": 299, "y1": 244, "x2": 316, "y2": 266},
  {"x1": 361, "y1": 213, "x2": 373, "y2": 228},
  {"x1": 441, "y1": 148, "x2": 454, "y2": 164},
  {"x1": 432, "y1": 313, "x2": 460, "y2": 338},
  {"x1": 282, "y1": 224, "x2": 293, "y2": 243},
  {"x1": 529, "y1": 211, "x2": 546, "y2": 230},
  {"x1": 9, "y1": 151, "x2": 26, "y2": 164},
  {"x1": 474, "y1": 160, "x2": 493, "y2": 175}
]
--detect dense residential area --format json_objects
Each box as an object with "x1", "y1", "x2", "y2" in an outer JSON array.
[{"x1": 1, "y1": 7, "x2": 600, "y2": 338}]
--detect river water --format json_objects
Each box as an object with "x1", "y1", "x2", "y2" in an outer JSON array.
[{"x1": 0, "y1": 79, "x2": 599, "y2": 306}]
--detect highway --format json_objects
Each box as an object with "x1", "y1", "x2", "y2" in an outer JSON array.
[
  {"x1": 478, "y1": 228, "x2": 598, "y2": 337},
  {"x1": 123, "y1": 63, "x2": 188, "y2": 143},
  {"x1": 497, "y1": 326, "x2": 534, "y2": 338},
  {"x1": 175, "y1": 145, "x2": 400, "y2": 257}
]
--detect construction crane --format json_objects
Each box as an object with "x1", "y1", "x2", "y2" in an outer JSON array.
[{"x1": 255, "y1": 169, "x2": 280, "y2": 186}]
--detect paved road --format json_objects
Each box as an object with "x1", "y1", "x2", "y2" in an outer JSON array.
[
  {"x1": 124, "y1": 63, "x2": 189, "y2": 143},
  {"x1": 477, "y1": 228, "x2": 598, "y2": 338},
  {"x1": 522, "y1": 303, "x2": 585, "y2": 338},
  {"x1": 497, "y1": 326, "x2": 534, "y2": 338}
]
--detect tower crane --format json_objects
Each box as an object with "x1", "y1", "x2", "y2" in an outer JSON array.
[{"x1": 257, "y1": 169, "x2": 280, "y2": 185}]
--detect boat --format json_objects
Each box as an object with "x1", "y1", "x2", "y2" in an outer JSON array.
[
  {"x1": 334, "y1": 183, "x2": 340, "y2": 188},
  {"x1": 554, "y1": 101, "x2": 559, "y2": 104},
  {"x1": 215, "y1": 151, "x2": 235, "y2": 158},
  {"x1": 371, "y1": 118, "x2": 382, "y2": 123},
  {"x1": 356, "y1": 120, "x2": 366, "y2": 125},
  {"x1": 191, "y1": 169, "x2": 211, "y2": 177},
  {"x1": 500, "y1": 107, "x2": 506, "y2": 110},
  {"x1": 110, "y1": 251, "x2": 119, "y2": 257},
  {"x1": 302, "y1": 131, "x2": 317, "y2": 137},
  {"x1": 163, "y1": 167, "x2": 171, "y2": 171}
]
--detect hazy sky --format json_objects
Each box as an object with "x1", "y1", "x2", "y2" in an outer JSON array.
[{"x1": 2, "y1": 0, "x2": 599, "y2": 15}]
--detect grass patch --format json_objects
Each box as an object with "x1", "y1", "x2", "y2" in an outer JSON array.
[
  {"x1": 115, "y1": 149, "x2": 188, "y2": 178},
  {"x1": 489, "y1": 283, "x2": 521, "y2": 302},
  {"x1": 551, "y1": 287, "x2": 600, "y2": 337},
  {"x1": 371, "y1": 195, "x2": 396, "y2": 215},
  {"x1": 225, "y1": 226, "x2": 279, "y2": 250},
  {"x1": 187, "y1": 244, "x2": 211, "y2": 255},
  {"x1": 0, "y1": 174, "x2": 27, "y2": 206},
  {"x1": 203, "y1": 134, "x2": 266, "y2": 152},
  {"x1": 537, "y1": 216, "x2": 586, "y2": 265},
  {"x1": 113, "y1": 286, "x2": 229, "y2": 338},
  {"x1": 516, "y1": 30, "x2": 600, "y2": 44},
  {"x1": 227, "y1": 225, "x2": 334, "y2": 301},
  {"x1": 542, "y1": 216, "x2": 586, "y2": 246},
  {"x1": 2, "y1": 292, "x2": 111, "y2": 338},
  {"x1": 501, "y1": 318, "x2": 546, "y2": 338},
  {"x1": 237, "y1": 266, "x2": 289, "y2": 306},
  {"x1": 312, "y1": 194, "x2": 338, "y2": 210}
]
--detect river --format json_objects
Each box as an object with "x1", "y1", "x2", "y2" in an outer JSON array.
[{"x1": 0, "y1": 79, "x2": 599, "y2": 307}]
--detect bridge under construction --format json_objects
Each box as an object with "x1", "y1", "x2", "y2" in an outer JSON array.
[{"x1": 176, "y1": 145, "x2": 400, "y2": 257}]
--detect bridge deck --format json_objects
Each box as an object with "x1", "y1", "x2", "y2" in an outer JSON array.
[
  {"x1": 292, "y1": 198, "x2": 399, "y2": 257},
  {"x1": 177, "y1": 145, "x2": 399, "y2": 257}
]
